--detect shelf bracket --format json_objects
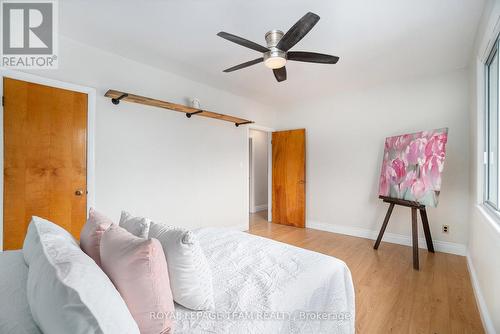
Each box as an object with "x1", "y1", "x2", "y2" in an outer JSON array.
[
  {"x1": 235, "y1": 121, "x2": 253, "y2": 127},
  {"x1": 111, "y1": 93, "x2": 129, "y2": 105},
  {"x1": 186, "y1": 110, "x2": 203, "y2": 118}
]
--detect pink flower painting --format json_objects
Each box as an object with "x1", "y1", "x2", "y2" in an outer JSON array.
[{"x1": 378, "y1": 128, "x2": 448, "y2": 207}]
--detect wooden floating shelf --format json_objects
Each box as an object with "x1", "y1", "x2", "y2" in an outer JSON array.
[{"x1": 104, "y1": 90, "x2": 254, "y2": 127}]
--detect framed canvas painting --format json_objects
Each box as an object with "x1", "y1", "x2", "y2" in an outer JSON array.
[{"x1": 378, "y1": 128, "x2": 448, "y2": 207}]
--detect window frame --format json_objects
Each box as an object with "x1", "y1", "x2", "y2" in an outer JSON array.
[{"x1": 484, "y1": 37, "x2": 500, "y2": 211}]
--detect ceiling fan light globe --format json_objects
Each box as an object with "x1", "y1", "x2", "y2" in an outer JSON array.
[
  {"x1": 263, "y1": 49, "x2": 287, "y2": 69},
  {"x1": 264, "y1": 57, "x2": 287, "y2": 69}
]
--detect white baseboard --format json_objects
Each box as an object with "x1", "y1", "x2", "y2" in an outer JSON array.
[
  {"x1": 307, "y1": 220, "x2": 466, "y2": 256},
  {"x1": 255, "y1": 204, "x2": 268, "y2": 212},
  {"x1": 250, "y1": 204, "x2": 268, "y2": 213},
  {"x1": 466, "y1": 252, "x2": 496, "y2": 334}
]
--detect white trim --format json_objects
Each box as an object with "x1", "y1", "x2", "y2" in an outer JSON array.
[
  {"x1": 0, "y1": 69, "x2": 96, "y2": 251},
  {"x1": 476, "y1": 4, "x2": 500, "y2": 207},
  {"x1": 476, "y1": 57, "x2": 486, "y2": 205},
  {"x1": 248, "y1": 124, "x2": 275, "y2": 133},
  {"x1": 477, "y1": 204, "x2": 500, "y2": 234},
  {"x1": 307, "y1": 220, "x2": 467, "y2": 256},
  {"x1": 254, "y1": 204, "x2": 268, "y2": 212},
  {"x1": 466, "y1": 252, "x2": 496, "y2": 334},
  {"x1": 248, "y1": 137, "x2": 254, "y2": 213},
  {"x1": 247, "y1": 124, "x2": 274, "y2": 223},
  {"x1": 480, "y1": 10, "x2": 500, "y2": 63},
  {"x1": 251, "y1": 204, "x2": 268, "y2": 213}
]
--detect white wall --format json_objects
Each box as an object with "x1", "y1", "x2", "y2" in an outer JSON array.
[
  {"x1": 249, "y1": 129, "x2": 268, "y2": 212},
  {"x1": 467, "y1": 0, "x2": 500, "y2": 332},
  {"x1": 11, "y1": 36, "x2": 277, "y2": 233},
  {"x1": 277, "y1": 69, "x2": 470, "y2": 253}
]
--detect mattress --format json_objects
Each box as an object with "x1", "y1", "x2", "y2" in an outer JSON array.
[
  {"x1": 0, "y1": 250, "x2": 41, "y2": 334},
  {"x1": 174, "y1": 228, "x2": 355, "y2": 334}
]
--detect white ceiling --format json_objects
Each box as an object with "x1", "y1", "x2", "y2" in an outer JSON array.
[{"x1": 60, "y1": 0, "x2": 486, "y2": 107}]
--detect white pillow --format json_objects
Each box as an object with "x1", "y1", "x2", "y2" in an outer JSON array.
[
  {"x1": 119, "y1": 211, "x2": 151, "y2": 239},
  {"x1": 23, "y1": 215, "x2": 73, "y2": 266},
  {"x1": 23, "y1": 216, "x2": 140, "y2": 334},
  {"x1": 148, "y1": 222, "x2": 215, "y2": 310}
]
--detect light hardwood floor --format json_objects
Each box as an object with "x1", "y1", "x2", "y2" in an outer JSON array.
[{"x1": 248, "y1": 211, "x2": 484, "y2": 334}]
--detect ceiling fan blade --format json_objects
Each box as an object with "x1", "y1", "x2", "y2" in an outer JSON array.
[
  {"x1": 287, "y1": 51, "x2": 339, "y2": 64},
  {"x1": 217, "y1": 32, "x2": 269, "y2": 53},
  {"x1": 277, "y1": 12, "x2": 320, "y2": 52},
  {"x1": 223, "y1": 58, "x2": 263, "y2": 72},
  {"x1": 273, "y1": 67, "x2": 287, "y2": 82}
]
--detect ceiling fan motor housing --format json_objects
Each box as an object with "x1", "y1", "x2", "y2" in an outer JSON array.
[
  {"x1": 265, "y1": 29, "x2": 284, "y2": 48},
  {"x1": 264, "y1": 30, "x2": 286, "y2": 68}
]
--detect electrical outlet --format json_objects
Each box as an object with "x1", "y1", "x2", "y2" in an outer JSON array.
[{"x1": 442, "y1": 225, "x2": 449, "y2": 233}]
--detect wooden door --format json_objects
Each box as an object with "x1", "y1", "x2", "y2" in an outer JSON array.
[
  {"x1": 3, "y1": 78, "x2": 88, "y2": 250},
  {"x1": 272, "y1": 129, "x2": 305, "y2": 227}
]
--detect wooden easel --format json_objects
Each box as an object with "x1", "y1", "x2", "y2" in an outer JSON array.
[{"x1": 374, "y1": 196, "x2": 435, "y2": 270}]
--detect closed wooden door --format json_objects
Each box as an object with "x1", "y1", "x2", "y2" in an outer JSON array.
[
  {"x1": 272, "y1": 129, "x2": 305, "y2": 227},
  {"x1": 3, "y1": 78, "x2": 88, "y2": 250}
]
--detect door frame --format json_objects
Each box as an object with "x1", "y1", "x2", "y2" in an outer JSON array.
[
  {"x1": 247, "y1": 124, "x2": 274, "y2": 223},
  {"x1": 248, "y1": 137, "x2": 253, "y2": 213},
  {"x1": 0, "y1": 69, "x2": 96, "y2": 251}
]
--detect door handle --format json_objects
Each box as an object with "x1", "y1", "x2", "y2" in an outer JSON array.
[
  {"x1": 298, "y1": 180, "x2": 305, "y2": 184},
  {"x1": 75, "y1": 189, "x2": 84, "y2": 196}
]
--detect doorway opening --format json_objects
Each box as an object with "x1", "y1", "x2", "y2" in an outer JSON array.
[{"x1": 248, "y1": 128, "x2": 271, "y2": 226}]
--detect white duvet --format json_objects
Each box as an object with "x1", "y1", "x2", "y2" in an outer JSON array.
[
  {"x1": 174, "y1": 228, "x2": 355, "y2": 334},
  {"x1": 0, "y1": 228, "x2": 355, "y2": 334}
]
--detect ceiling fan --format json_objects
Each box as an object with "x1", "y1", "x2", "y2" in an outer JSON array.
[{"x1": 217, "y1": 12, "x2": 339, "y2": 82}]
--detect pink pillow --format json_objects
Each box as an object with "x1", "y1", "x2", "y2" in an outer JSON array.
[
  {"x1": 80, "y1": 208, "x2": 114, "y2": 266},
  {"x1": 100, "y1": 225, "x2": 174, "y2": 334}
]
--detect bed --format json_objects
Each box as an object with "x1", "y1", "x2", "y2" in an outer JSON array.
[
  {"x1": 0, "y1": 228, "x2": 355, "y2": 334},
  {"x1": 0, "y1": 251, "x2": 41, "y2": 334}
]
